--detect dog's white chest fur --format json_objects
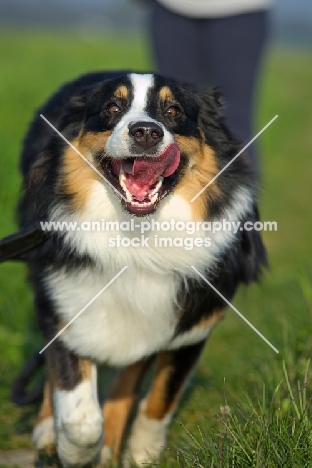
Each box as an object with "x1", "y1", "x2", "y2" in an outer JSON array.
[
  {"x1": 46, "y1": 181, "x2": 252, "y2": 365},
  {"x1": 47, "y1": 266, "x2": 178, "y2": 365}
]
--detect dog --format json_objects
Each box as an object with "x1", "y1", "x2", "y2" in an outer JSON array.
[{"x1": 11, "y1": 71, "x2": 267, "y2": 467}]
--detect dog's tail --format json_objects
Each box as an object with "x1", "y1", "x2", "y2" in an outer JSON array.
[{"x1": 11, "y1": 352, "x2": 45, "y2": 406}]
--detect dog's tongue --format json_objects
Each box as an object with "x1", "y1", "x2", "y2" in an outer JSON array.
[{"x1": 116, "y1": 143, "x2": 180, "y2": 201}]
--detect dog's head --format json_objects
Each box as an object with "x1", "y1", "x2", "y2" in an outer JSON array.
[
  {"x1": 86, "y1": 74, "x2": 186, "y2": 216},
  {"x1": 47, "y1": 72, "x2": 250, "y2": 220}
]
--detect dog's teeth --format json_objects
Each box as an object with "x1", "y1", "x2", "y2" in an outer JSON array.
[
  {"x1": 119, "y1": 168, "x2": 126, "y2": 183},
  {"x1": 149, "y1": 177, "x2": 163, "y2": 196},
  {"x1": 119, "y1": 168, "x2": 132, "y2": 199},
  {"x1": 150, "y1": 193, "x2": 159, "y2": 204},
  {"x1": 129, "y1": 194, "x2": 159, "y2": 208},
  {"x1": 131, "y1": 201, "x2": 153, "y2": 208},
  {"x1": 121, "y1": 182, "x2": 132, "y2": 202}
]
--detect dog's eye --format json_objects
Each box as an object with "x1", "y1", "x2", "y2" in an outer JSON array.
[
  {"x1": 107, "y1": 103, "x2": 121, "y2": 115},
  {"x1": 164, "y1": 105, "x2": 180, "y2": 118}
]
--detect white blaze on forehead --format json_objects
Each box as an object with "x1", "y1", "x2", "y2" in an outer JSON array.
[
  {"x1": 113, "y1": 74, "x2": 154, "y2": 130},
  {"x1": 129, "y1": 73, "x2": 154, "y2": 118}
]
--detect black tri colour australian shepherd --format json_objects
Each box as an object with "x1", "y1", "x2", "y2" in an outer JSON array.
[{"x1": 12, "y1": 71, "x2": 266, "y2": 467}]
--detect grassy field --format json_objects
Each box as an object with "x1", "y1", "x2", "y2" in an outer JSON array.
[{"x1": 0, "y1": 29, "x2": 312, "y2": 467}]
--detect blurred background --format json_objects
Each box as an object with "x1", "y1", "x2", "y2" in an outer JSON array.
[
  {"x1": 0, "y1": 0, "x2": 311, "y2": 45},
  {"x1": 0, "y1": 1, "x2": 311, "y2": 465}
]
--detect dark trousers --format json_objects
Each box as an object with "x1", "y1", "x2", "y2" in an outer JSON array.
[{"x1": 150, "y1": 2, "x2": 269, "y2": 165}]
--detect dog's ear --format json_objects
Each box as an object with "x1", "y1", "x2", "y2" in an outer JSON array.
[
  {"x1": 197, "y1": 87, "x2": 238, "y2": 151},
  {"x1": 58, "y1": 85, "x2": 96, "y2": 135},
  {"x1": 200, "y1": 87, "x2": 225, "y2": 115},
  {"x1": 67, "y1": 92, "x2": 89, "y2": 115},
  {"x1": 197, "y1": 88, "x2": 225, "y2": 138},
  {"x1": 66, "y1": 87, "x2": 92, "y2": 120},
  {"x1": 57, "y1": 89, "x2": 90, "y2": 135},
  {"x1": 85, "y1": 86, "x2": 103, "y2": 117}
]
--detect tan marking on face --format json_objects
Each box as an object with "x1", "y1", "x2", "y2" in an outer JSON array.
[
  {"x1": 78, "y1": 130, "x2": 112, "y2": 155},
  {"x1": 113, "y1": 85, "x2": 128, "y2": 100},
  {"x1": 159, "y1": 86, "x2": 175, "y2": 102},
  {"x1": 61, "y1": 131, "x2": 111, "y2": 211},
  {"x1": 102, "y1": 359, "x2": 151, "y2": 461},
  {"x1": 36, "y1": 380, "x2": 53, "y2": 425},
  {"x1": 174, "y1": 134, "x2": 221, "y2": 221}
]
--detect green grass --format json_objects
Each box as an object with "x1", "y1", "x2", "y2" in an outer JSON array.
[{"x1": 0, "y1": 29, "x2": 312, "y2": 466}]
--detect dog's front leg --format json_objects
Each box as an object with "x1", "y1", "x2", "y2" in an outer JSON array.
[
  {"x1": 47, "y1": 340, "x2": 103, "y2": 467},
  {"x1": 124, "y1": 340, "x2": 206, "y2": 467}
]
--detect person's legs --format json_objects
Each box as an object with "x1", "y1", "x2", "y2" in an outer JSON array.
[
  {"x1": 150, "y1": 5, "x2": 269, "y2": 166},
  {"x1": 202, "y1": 11, "x2": 269, "y2": 165},
  {"x1": 150, "y1": 0, "x2": 203, "y2": 86}
]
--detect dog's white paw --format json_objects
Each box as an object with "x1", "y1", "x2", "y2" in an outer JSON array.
[
  {"x1": 123, "y1": 400, "x2": 171, "y2": 467},
  {"x1": 54, "y1": 381, "x2": 104, "y2": 467},
  {"x1": 57, "y1": 403, "x2": 103, "y2": 467},
  {"x1": 57, "y1": 415, "x2": 103, "y2": 467},
  {"x1": 60, "y1": 399, "x2": 103, "y2": 447},
  {"x1": 32, "y1": 416, "x2": 55, "y2": 449}
]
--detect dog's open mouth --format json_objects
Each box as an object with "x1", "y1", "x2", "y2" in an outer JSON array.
[{"x1": 103, "y1": 143, "x2": 180, "y2": 215}]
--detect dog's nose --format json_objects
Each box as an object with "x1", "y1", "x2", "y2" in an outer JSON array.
[{"x1": 129, "y1": 121, "x2": 164, "y2": 150}]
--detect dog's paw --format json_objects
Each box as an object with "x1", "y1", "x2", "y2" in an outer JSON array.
[
  {"x1": 60, "y1": 399, "x2": 103, "y2": 447},
  {"x1": 57, "y1": 406, "x2": 103, "y2": 467},
  {"x1": 55, "y1": 387, "x2": 104, "y2": 467},
  {"x1": 123, "y1": 400, "x2": 171, "y2": 467},
  {"x1": 57, "y1": 422, "x2": 103, "y2": 467},
  {"x1": 32, "y1": 416, "x2": 55, "y2": 450}
]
